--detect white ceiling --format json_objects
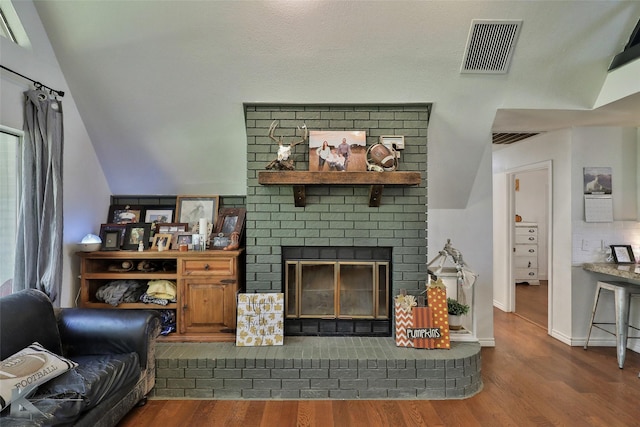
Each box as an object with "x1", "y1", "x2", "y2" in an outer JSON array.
[{"x1": 32, "y1": 1, "x2": 640, "y2": 208}]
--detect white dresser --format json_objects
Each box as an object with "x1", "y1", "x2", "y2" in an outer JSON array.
[{"x1": 514, "y1": 222, "x2": 539, "y2": 285}]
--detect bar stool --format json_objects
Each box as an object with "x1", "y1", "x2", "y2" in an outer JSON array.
[{"x1": 584, "y1": 280, "x2": 640, "y2": 369}]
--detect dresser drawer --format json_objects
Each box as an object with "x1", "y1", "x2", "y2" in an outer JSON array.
[
  {"x1": 515, "y1": 226, "x2": 538, "y2": 236},
  {"x1": 182, "y1": 258, "x2": 235, "y2": 275},
  {"x1": 514, "y1": 245, "x2": 538, "y2": 256},
  {"x1": 514, "y1": 257, "x2": 538, "y2": 268},
  {"x1": 515, "y1": 234, "x2": 538, "y2": 244},
  {"x1": 515, "y1": 268, "x2": 538, "y2": 280}
]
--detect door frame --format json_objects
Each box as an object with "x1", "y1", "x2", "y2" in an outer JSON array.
[{"x1": 506, "y1": 160, "x2": 553, "y2": 333}]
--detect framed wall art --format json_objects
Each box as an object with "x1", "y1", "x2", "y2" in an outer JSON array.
[
  {"x1": 611, "y1": 245, "x2": 635, "y2": 264},
  {"x1": 175, "y1": 195, "x2": 219, "y2": 231},
  {"x1": 99, "y1": 223, "x2": 126, "y2": 250},
  {"x1": 308, "y1": 130, "x2": 366, "y2": 172},
  {"x1": 122, "y1": 223, "x2": 152, "y2": 250},
  {"x1": 107, "y1": 205, "x2": 144, "y2": 224}
]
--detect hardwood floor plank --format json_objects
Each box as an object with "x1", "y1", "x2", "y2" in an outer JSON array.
[{"x1": 119, "y1": 308, "x2": 640, "y2": 427}]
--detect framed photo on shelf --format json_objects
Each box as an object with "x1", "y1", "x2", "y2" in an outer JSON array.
[
  {"x1": 214, "y1": 208, "x2": 246, "y2": 237},
  {"x1": 175, "y1": 195, "x2": 219, "y2": 231},
  {"x1": 122, "y1": 223, "x2": 152, "y2": 250},
  {"x1": 173, "y1": 233, "x2": 194, "y2": 250},
  {"x1": 145, "y1": 208, "x2": 174, "y2": 224},
  {"x1": 99, "y1": 223, "x2": 126, "y2": 250},
  {"x1": 308, "y1": 130, "x2": 366, "y2": 172},
  {"x1": 611, "y1": 245, "x2": 635, "y2": 264},
  {"x1": 107, "y1": 205, "x2": 144, "y2": 224},
  {"x1": 151, "y1": 233, "x2": 173, "y2": 250},
  {"x1": 156, "y1": 223, "x2": 188, "y2": 234}
]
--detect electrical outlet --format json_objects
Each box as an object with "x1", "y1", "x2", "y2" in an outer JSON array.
[{"x1": 582, "y1": 239, "x2": 593, "y2": 251}]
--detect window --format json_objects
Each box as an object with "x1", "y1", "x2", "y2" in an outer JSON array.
[
  {"x1": 0, "y1": 128, "x2": 21, "y2": 292},
  {"x1": 0, "y1": 1, "x2": 29, "y2": 47},
  {"x1": 0, "y1": 6, "x2": 16, "y2": 43}
]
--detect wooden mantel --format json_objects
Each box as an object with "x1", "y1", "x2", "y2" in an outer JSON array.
[{"x1": 258, "y1": 171, "x2": 421, "y2": 207}]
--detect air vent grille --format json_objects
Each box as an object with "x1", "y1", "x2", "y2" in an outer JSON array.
[
  {"x1": 492, "y1": 132, "x2": 539, "y2": 145},
  {"x1": 461, "y1": 20, "x2": 522, "y2": 74}
]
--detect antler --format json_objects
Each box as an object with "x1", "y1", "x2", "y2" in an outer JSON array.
[
  {"x1": 290, "y1": 124, "x2": 308, "y2": 147},
  {"x1": 269, "y1": 120, "x2": 282, "y2": 145},
  {"x1": 268, "y1": 121, "x2": 308, "y2": 147}
]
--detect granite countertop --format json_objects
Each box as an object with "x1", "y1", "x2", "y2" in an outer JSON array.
[{"x1": 583, "y1": 262, "x2": 640, "y2": 281}]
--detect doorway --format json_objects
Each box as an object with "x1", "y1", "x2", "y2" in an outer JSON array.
[{"x1": 508, "y1": 162, "x2": 552, "y2": 331}]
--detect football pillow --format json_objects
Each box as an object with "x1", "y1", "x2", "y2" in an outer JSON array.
[
  {"x1": 368, "y1": 144, "x2": 396, "y2": 169},
  {"x1": 0, "y1": 342, "x2": 77, "y2": 410}
]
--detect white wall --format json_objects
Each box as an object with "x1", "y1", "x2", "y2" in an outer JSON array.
[
  {"x1": 1, "y1": 1, "x2": 111, "y2": 306},
  {"x1": 429, "y1": 140, "x2": 495, "y2": 347}
]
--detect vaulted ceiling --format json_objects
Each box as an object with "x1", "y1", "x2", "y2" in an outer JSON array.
[{"x1": 33, "y1": 1, "x2": 640, "y2": 208}]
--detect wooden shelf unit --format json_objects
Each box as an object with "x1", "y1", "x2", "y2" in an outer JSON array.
[
  {"x1": 77, "y1": 249, "x2": 244, "y2": 342},
  {"x1": 258, "y1": 171, "x2": 421, "y2": 207}
]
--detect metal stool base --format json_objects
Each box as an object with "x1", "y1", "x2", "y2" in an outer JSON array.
[{"x1": 584, "y1": 281, "x2": 640, "y2": 369}]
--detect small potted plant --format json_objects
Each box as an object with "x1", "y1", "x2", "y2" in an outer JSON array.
[{"x1": 447, "y1": 298, "x2": 470, "y2": 330}]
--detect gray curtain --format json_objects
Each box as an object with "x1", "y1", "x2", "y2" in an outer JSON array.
[{"x1": 13, "y1": 89, "x2": 64, "y2": 303}]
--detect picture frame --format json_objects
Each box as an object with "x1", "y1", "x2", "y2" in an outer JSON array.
[
  {"x1": 107, "y1": 205, "x2": 144, "y2": 224},
  {"x1": 173, "y1": 233, "x2": 194, "y2": 250},
  {"x1": 99, "y1": 223, "x2": 126, "y2": 250},
  {"x1": 214, "y1": 207, "x2": 246, "y2": 237},
  {"x1": 122, "y1": 223, "x2": 152, "y2": 250},
  {"x1": 611, "y1": 245, "x2": 635, "y2": 264},
  {"x1": 175, "y1": 195, "x2": 219, "y2": 232},
  {"x1": 583, "y1": 167, "x2": 612, "y2": 195},
  {"x1": 308, "y1": 130, "x2": 367, "y2": 172},
  {"x1": 151, "y1": 233, "x2": 173, "y2": 250},
  {"x1": 155, "y1": 223, "x2": 189, "y2": 234},
  {"x1": 145, "y1": 208, "x2": 174, "y2": 225}
]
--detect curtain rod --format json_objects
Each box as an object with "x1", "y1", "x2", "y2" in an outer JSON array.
[{"x1": 0, "y1": 64, "x2": 65, "y2": 97}]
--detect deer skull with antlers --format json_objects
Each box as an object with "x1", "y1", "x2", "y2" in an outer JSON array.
[{"x1": 265, "y1": 120, "x2": 308, "y2": 170}]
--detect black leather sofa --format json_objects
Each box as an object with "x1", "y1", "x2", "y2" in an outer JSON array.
[{"x1": 0, "y1": 289, "x2": 161, "y2": 426}]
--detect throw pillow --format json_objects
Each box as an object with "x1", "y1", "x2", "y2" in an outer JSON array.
[{"x1": 0, "y1": 342, "x2": 78, "y2": 410}]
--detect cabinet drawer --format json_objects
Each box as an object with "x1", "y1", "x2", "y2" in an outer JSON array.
[
  {"x1": 182, "y1": 258, "x2": 235, "y2": 275},
  {"x1": 515, "y1": 268, "x2": 538, "y2": 280},
  {"x1": 515, "y1": 226, "x2": 538, "y2": 236},
  {"x1": 514, "y1": 245, "x2": 538, "y2": 256},
  {"x1": 514, "y1": 257, "x2": 538, "y2": 268},
  {"x1": 515, "y1": 234, "x2": 538, "y2": 244}
]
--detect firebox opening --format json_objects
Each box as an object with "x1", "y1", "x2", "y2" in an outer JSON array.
[{"x1": 282, "y1": 246, "x2": 392, "y2": 337}]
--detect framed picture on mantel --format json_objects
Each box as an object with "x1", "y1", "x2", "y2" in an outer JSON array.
[{"x1": 611, "y1": 245, "x2": 635, "y2": 264}]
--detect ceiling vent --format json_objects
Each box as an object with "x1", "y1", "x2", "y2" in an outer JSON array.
[
  {"x1": 461, "y1": 20, "x2": 522, "y2": 74},
  {"x1": 492, "y1": 132, "x2": 539, "y2": 145}
]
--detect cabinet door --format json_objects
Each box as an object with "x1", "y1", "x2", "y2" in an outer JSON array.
[{"x1": 181, "y1": 278, "x2": 237, "y2": 334}]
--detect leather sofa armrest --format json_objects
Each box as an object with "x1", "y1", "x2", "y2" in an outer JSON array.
[{"x1": 57, "y1": 308, "x2": 161, "y2": 369}]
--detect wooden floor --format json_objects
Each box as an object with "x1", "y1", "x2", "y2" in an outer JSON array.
[
  {"x1": 119, "y1": 308, "x2": 640, "y2": 427},
  {"x1": 515, "y1": 280, "x2": 548, "y2": 328}
]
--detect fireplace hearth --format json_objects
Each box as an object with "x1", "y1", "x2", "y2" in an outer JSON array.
[{"x1": 282, "y1": 246, "x2": 392, "y2": 336}]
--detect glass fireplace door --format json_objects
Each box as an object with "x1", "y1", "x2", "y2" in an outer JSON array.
[{"x1": 285, "y1": 261, "x2": 389, "y2": 320}]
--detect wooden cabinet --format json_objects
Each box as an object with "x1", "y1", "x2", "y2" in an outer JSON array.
[
  {"x1": 514, "y1": 223, "x2": 539, "y2": 285},
  {"x1": 77, "y1": 249, "x2": 244, "y2": 342}
]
